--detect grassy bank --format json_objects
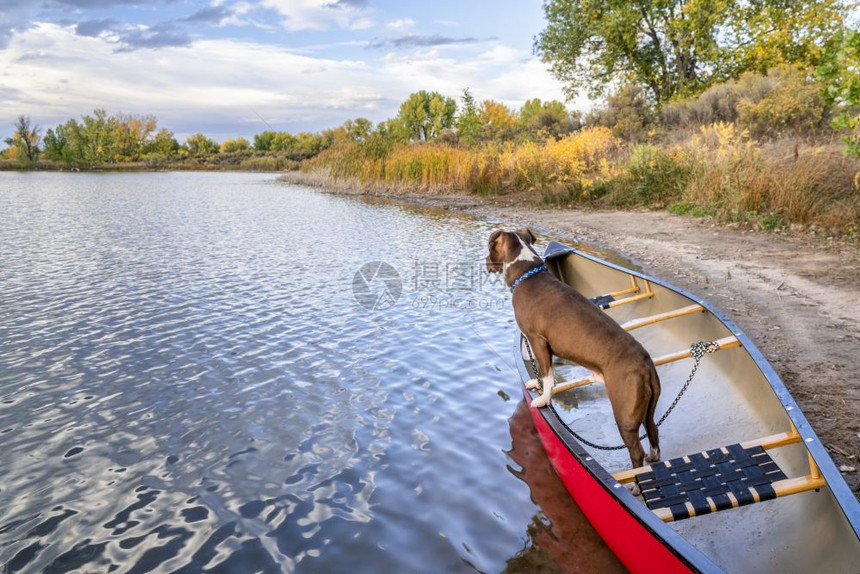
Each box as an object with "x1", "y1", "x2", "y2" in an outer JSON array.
[{"x1": 296, "y1": 123, "x2": 860, "y2": 238}]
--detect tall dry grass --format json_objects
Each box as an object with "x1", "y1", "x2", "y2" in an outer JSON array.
[
  {"x1": 304, "y1": 123, "x2": 859, "y2": 234},
  {"x1": 307, "y1": 127, "x2": 621, "y2": 200},
  {"x1": 673, "y1": 123, "x2": 860, "y2": 231}
]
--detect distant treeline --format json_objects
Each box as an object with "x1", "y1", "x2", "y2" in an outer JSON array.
[{"x1": 4, "y1": 14, "x2": 860, "y2": 235}]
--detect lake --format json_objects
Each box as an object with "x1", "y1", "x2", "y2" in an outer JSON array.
[{"x1": 0, "y1": 172, "x2": 623, "y2": 573}]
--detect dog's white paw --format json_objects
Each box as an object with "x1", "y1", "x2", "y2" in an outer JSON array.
[
  {"x1": 530, "y1": 395, "x2": 550, "y2": 408},
  {"x1": 525, "y1": 378, "x2": 540, "y2": 390},
  {"x1": 624, "y1": 482, "x2": 641, "y2": 497},
  {"x1": 645, "y1": 447, "x2": 661, "y2": 464}
]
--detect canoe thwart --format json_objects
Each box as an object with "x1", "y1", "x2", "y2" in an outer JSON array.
[
  {"x1": 634, "y1": 443, "x2": 825, "y2": 523},
  {"x1": 590, "y1": 276, "x2": 653, "y2": 310},
  {"x1": 552, "y1": 335, "x2": 740, "y2": 396},
  {"x1": 620, "y1": 304, "x2": 705, "y2": 331}
]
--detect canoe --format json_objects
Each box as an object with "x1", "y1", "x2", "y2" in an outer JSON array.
[{"x1": 514, "y1": 241, "x2": 860, "y2": 573}]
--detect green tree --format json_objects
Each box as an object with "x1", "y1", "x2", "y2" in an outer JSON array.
[
  {"x1": 456, "y1": 88, "x2": 481, "y2": 145},
  {"x1": 254, "y1": 130, "x2": 277, "y2": 151},
  {"x1": 79, "y1": 109, "x2": 117, "y2": 163},
  {"x1": 146, "y1": 128, "x2": 179, "y2": 157},
  {"x1": 42, "y1": 127, "x2": 69, "y2": 162},
  {"x1": 819, "y1": 28, "x2": 860, "y2": 158},
  {"x1": 5, "y1": 115, "x2": 41, "y2": 162},
  {"x1": 396, "y1": 90, "x2": 457, "y2": 141},
  {"x1": 518, "y1": 98, "x2": 571, "y2": 138},
  {"x1": 535, "y1": 0, "x2": 851, "y2": 105},
  {"x1": 271, "y1": 132, "x2": 298, "y2": 153},
  {"x1": 294, "y1": 132, "x2": 325, "y2": 156},
  {"x1": 184, "y1": 133, "x2": 219, "y2": 155},
  {"x1": 343, "y1": 118, "x2": 373, "y2": 142}
]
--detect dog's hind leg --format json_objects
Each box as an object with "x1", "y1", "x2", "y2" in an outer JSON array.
[
  {"x1": 619, "y1": 426, "x2": 646, "y2": 469},
  {"x1": 644, "y1": 368, "x2": 661, "y2": 463},
  {"x1": 618, "y1": 422, "x2": 646, "y2": 496}
]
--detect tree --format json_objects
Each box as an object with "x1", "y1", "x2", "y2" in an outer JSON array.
[
  {"x1": 519, "y1": 98, "x2": 572, "y2": 138},
  {"x1": 819, "y1": 28, "x2": 860, "y2": 158},
  {"x1": 184, "y1": 133, "x2": 219, "y2": 155},
  {"x1": 146, "y1": 128, "x2": 179, "y2": 157},
  {"x1": 5, "y1": 115, "x2": 41, "y2": 162},
  {"x1": 535, "y1": 0, "x2": 851, "y2": 105},
  {"x1": 456, "y1": 88, "x2": 481, "y2": 145},
  {"x1": 254, "y1": 130, "x2": 277, "y2": 152},
  {"x1": 343, "y1": 118, "x2": 373, "y2": 142},
  {"x1": 478, "y1": 99, "x2": 517, "y2": 140},
  {"x1": 396, "y1": 90, "x2": 457, "y2": 141},
  {"x1": 220, "y1": 137, "x2": 250, "y2": 153},
  {"x1": 112, "y1": 114, "x2": 157, "y2": 161},
  {"x1": 589, "y1": 85, "x2": 657, "y2": 141}
]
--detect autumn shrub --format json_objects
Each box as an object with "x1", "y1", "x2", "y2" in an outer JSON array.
[
  {"x1": 663, "y1": 66, "x2": 829, "y2": 139},
  {"x1": 589, "y1": 85, "x2": 657, "y2": 141},
  {"x1": 663, "y1": 83, "x2": 740, "y2": 126},
  {"x1": 605, "y1": 145, "x2": 690, "y2": 207},
  {"x1": 674, "y1": 124, "x2": 860, "y2": 230},
  {"x1": 735, "y1": 65, "x2": 829, "y2": 138},
  {"x1": 681, "y1": 123, "x2": 771, "y2": 219},
  {"x1": 502, "y1": 127, "x2": 620, "y2": 195}
]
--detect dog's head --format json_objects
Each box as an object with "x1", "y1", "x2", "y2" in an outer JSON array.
[{"x1": 485, "y1": 228, "x2": 538, "y2": 274}]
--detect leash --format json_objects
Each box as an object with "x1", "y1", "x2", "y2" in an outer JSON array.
[{"x1": 522, "y1": 336, "x2": 721, "y2": 451}]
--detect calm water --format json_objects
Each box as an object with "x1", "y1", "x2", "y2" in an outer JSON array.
[{"x1": 0, "y1": 172, "x2": 623, "y2": 573}]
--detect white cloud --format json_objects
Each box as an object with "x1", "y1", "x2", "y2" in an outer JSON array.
[
  {"x1": 386, "y1": 18, "x2": 414, "y2": 32},
  {"x1": 0, "y1": 22, "x2": 575, "y2": 142},
  {"x1": 258, "y1": 0, "x2": 372, "y2": 31}
]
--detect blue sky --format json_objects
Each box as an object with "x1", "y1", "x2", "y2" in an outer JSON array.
[{"x1": 0, "y1": 0, "x2": 583, "y2": 143}]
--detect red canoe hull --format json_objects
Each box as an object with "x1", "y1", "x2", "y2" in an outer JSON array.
[{"x1": 525, "y1": 385, "x2": 698, "y2": 573}]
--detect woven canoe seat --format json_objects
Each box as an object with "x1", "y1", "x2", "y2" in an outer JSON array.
[{"x1": 635, "y1": 443, "x2": 788, "y2": 521}]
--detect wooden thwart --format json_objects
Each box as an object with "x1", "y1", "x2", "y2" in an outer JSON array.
[
  {"x1": 590, "y1": 276, "x2": 654, "y2": 310},
  {"x1": 620, "y1": 304, "x2": 704, "y2": 331},
  {"x1": 552, "y1": 335, "x2": 740, "y2": 396}
]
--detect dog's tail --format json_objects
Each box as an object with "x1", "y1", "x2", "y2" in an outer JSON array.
[{"x1": 644, "y1": 365, "x2": 661, "y2": 453}]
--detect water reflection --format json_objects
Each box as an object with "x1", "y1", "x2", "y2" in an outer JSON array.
[{"x1": 504, "y1": 401, "x2": 626, "y2": 573}]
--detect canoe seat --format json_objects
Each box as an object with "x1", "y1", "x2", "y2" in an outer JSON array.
[{"x1": 635, "y1": 443, "x2": 787, "y2": 521}]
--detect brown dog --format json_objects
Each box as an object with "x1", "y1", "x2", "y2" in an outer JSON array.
[{"x1": 487, "y1": 228, "x2": 661, "y2": 469}]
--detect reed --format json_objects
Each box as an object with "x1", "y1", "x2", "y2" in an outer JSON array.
[{"x1": 303, "y1": 122, "x2": 859, "y2": 235}]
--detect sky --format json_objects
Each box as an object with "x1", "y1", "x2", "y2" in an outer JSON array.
[{"x1": 0, "y1": 0, "x2": 584, "y2": 144}]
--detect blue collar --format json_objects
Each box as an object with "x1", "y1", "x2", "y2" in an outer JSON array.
[{"x1": 510, "y1": 263, "x2": 547, "y2": 293}]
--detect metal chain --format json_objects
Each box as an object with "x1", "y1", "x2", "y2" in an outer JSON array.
[{"x1": 522, "y1": 336, "x2": 721, "y2": 451}]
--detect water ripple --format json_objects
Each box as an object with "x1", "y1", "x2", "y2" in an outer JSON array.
[{"x1": 0, "y1": 172, "x2": 616, "y2": 573}]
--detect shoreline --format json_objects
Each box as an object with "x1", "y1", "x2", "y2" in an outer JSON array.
[{"x1": 281, "y1": 172, "x2": 860, "y2": 497}]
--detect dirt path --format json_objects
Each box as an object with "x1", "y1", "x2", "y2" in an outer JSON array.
[{"x1": 404, "y1": 193, "x2": 860, "y2": 496}]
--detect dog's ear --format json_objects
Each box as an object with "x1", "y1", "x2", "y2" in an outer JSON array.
[
  {"x1": 516, "y1": 228, "x2": 536, "y2": 245},
  {"x1": 488, "y1": 230, "x2": 504, "y2": 248}
]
